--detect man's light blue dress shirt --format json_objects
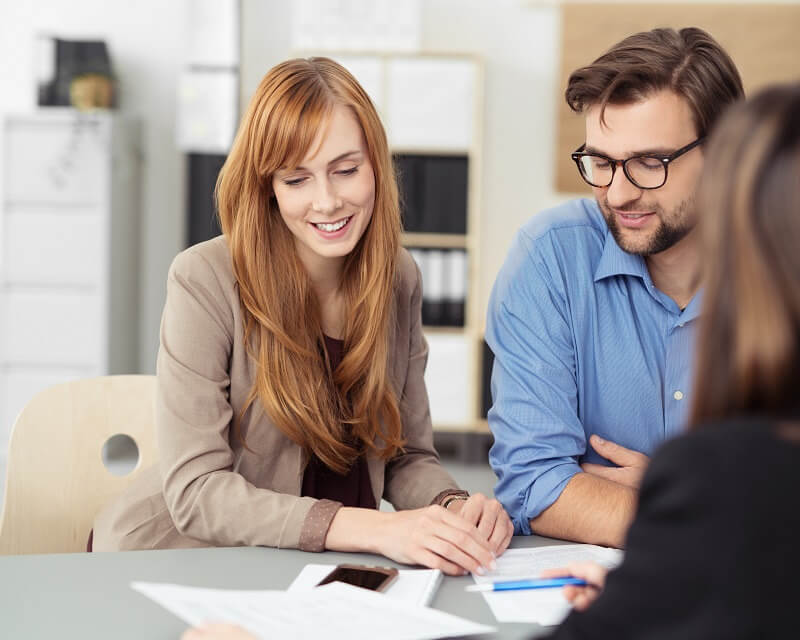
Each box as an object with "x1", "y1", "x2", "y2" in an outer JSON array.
[{"x1": 486, "y1": 198, "x2": 699, "y2": 535}]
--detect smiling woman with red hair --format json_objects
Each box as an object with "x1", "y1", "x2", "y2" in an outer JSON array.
[{"x1": 93, "y1": 57, "x2": 511, "y2": 572}]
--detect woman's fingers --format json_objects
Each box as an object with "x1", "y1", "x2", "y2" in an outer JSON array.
[
  {"x1": 563, "y1": 583, "x2": 601, "y2": 611},
  {"x1": 456, "y1": 494, "x2": 484, "y2": 527},
  {"x1": 429, "y1": 510, "x2": 496, "y2": 571},
  {"x1": 542, "y1": 562, "x2": 606, "y2": 612},
  {"x1": 540, "y1": 562, "x2": 607, "y2": 588},
  {"x1": 452, "y1": 493, "x2": 513, "y2": 555},
  {"x1": 413, "y1": 547, "x2": 467, "y2": 576},
  {"x1": 409, "y1": 506, "x2": 495, "y2": 573},
  {"x1": 181, "y1": 624, "x2": 257, "y2": 640},
  {"x1": 490, "y1": 517, "x2": 513, "y2": 556},
  {"x1": 424, "y1": 535, "x2": 488, "y2": 574},
  {"x1": 484, "y1": 504, "x2": 513, "y2": 554},
  {"x1": 378, "y1": 505, "x2": 503, "y2": 575},
  {"x1": 571, "y1": 590, "x2": 598, "y2": 611},
  {"x1": 540, "y1": 566, "x2": 569, "y2": 579},
  {"x1": 565, "y1": 561, "x2": 608, "y2": 589},
  {"x1": 474, "y1": 498, "x2": 500, "y2": 541}
]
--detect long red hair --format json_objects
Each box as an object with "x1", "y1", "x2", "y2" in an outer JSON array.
[{"x1": 216, "y1": 57, "x2": 404, "y2": 473}]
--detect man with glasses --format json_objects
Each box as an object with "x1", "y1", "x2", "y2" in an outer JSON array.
[{"x1": 486, "y1": 27, "x2": 744, "y2": 547}]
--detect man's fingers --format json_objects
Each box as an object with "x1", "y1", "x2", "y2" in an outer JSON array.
[
  {"x1": 590, "y1": 435, "x2": 647, "y2": 467},
  {"x1": 581, "y1": 462, "x2": 619, "y2": 480}
]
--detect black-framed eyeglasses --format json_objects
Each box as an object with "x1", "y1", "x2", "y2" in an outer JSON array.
[{"x1": 571, "y1": 137, "x2": 705, "y2": 190}]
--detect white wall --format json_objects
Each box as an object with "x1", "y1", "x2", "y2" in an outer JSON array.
[
  {"x1": 0, "y1": 0, "x2": 186, "y2": 373},
  {"x1": 0, "y1": 0, "x2": 607, "y2": 377}
]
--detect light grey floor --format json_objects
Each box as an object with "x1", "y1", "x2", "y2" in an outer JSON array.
[{"x1": 0, "y1": 455, "x2": 496, "y2": 520}]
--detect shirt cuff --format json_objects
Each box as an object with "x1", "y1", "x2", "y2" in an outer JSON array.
[
  {"x1": 298, "y1": 499, "x2": 343, "y2": 552},
  {"x1": 431, "y1": 489, "x2": 470, "y2": 507},
  {"x1": 518, "y1": 463, "x2": 580, "y2": 535}
]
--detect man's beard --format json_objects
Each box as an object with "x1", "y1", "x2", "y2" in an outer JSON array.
[{"x1": 599, "y1": 196, "x2": 696, "y2": 256}]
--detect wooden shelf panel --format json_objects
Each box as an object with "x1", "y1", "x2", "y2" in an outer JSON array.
[
  {"x1": 431, "y1": 422, "x2": 481, "y2": 433},
  {"x1": 402, "y1": 232, "x2": 468, "y2": 249}
]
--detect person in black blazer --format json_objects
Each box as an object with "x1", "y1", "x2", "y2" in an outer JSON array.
[{"x1": 543, "y1": 83, "x2": 800, "y2": 639}]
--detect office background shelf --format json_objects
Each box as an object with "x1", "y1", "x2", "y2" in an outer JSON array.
[{"x1": 0, "y1": 110, "x2": 141, "y2": 454}]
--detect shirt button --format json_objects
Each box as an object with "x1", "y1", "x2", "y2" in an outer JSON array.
[
  {"x1": 678, "y1": 322, "x2": 685, "y2": 327},
  {"x1": 673, "y1": 390, "x2": 684, "y2": 401}
]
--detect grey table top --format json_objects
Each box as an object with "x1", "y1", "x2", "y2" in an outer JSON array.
[{"x1": 0, "y1": 536, "x2": 570, "y2": 639}]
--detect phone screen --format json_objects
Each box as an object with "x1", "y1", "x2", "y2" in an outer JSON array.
[{"x1": 317, "y1": 565, "x2": 398, "y2": 592}]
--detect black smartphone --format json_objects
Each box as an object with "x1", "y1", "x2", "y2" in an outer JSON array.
[{"x1": 316, "y1": 563, "x2": 399, "y2": 592}]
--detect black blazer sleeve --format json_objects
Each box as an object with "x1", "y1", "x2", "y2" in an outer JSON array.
[{"x1": 544, "y1": 423, "x2": 797, "y2": 639}]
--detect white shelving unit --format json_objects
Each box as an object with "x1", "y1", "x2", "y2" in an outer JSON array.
[{"x1": 0, "y1": 109, "x2": 141, "y2": 455}]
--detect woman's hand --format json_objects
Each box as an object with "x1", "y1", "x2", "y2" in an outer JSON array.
[
  {"x1": 374, "y1": 505, "x2": 497, "y2": 576},
  {"x1": 325, "y1": 505, "x2": 497, "y2": 576},
  {"x1": 540, "y1": 562, "x2": 608, "y2": 611},
  {"x1": 378, "y1": 505, "x2": 497, "y2": 576},
  {"x1": 445, "y1": 493, "x2": 514, "y2": 556},
  {"x1": 181, "y1": 623, "x2": 257, "y2": 640}
]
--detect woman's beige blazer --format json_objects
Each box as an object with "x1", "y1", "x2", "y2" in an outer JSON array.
[{"x1": 93, "y1": 236, "x2": 461, "y2": 552}]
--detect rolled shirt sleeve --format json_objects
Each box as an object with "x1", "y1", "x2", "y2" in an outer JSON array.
[{"x1": 486, "y1": 227, "x2": 587, "y2": 534}]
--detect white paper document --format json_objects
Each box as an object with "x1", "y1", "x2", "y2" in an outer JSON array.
[
  {"x1": 132, "y1": 580, "x2": 494, "y2": 640},
  {"x1": 289, "y1": 563, "x2": 443, "y2": 606},
  {"x1": 472, "y1": 544, "x2": 623, "y2": 626}
]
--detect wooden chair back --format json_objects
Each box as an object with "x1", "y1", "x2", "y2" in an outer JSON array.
[{"x1": 0, "y1": 375, "x2": 157, "y2": 555}]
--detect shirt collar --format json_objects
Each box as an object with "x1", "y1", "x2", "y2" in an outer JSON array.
[
  {"x1": 680, "y1": 289, "x2": 703, "y2": 324},
  {"x1": 594, "y1": 227, "x2": 703, "y2": 321},
  {"x1": 593, "y1": 227, "x2": 649, "y2": 283}
]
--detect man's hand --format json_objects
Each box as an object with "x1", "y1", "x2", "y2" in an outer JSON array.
[{"x1": 581, "y1": 435, "x2": 649, "y2": 489}]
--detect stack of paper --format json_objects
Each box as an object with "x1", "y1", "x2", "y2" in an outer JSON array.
[
  {"x1": 133, "y1": 580, "x2": 493, "y2": 640},
  {"x1": 471, "y1": 544, "x2": 623, "y2": 626}
]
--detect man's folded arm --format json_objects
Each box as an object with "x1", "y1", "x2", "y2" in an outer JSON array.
[
  {"x1": 530, "y1": 472, "x2": 637, "y2": 549},
  {"x1": 486, "y1": 228, "x2": 636, "y2": 548}
]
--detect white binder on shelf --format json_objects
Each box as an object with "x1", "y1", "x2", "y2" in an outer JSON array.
[{"x1": 424, "y1": 332, "x2": 473, "y2": 426}]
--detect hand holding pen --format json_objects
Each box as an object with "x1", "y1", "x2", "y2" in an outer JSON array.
[
  {"x1": 540, "y1": 562, "x2": 607, "y2": 611},
  {"x1": 466, "y1": 561, "x2": 608, "y2": 612}
]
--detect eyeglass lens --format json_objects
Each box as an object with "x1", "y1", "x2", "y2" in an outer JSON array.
[{"x1": 578, "y1": 155, "x2": 666, "y2": 189}]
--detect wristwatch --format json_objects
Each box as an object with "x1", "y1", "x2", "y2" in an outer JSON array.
[{"x1": 442, "y1": 493, "x2": 470, "y2": 510}]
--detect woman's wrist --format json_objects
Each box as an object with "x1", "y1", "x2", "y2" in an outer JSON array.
[{"x1": 325, "y1": 507, "x2": 388, "y2": 554}]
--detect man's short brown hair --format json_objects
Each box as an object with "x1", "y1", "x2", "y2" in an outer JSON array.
[{"x1": 566, "y1": 27, "x2": 744, "y2": 138}]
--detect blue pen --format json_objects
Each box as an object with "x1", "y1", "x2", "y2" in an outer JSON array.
[{"x1": 465, "y1": 577, "x2": 589, "y2": 592}]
